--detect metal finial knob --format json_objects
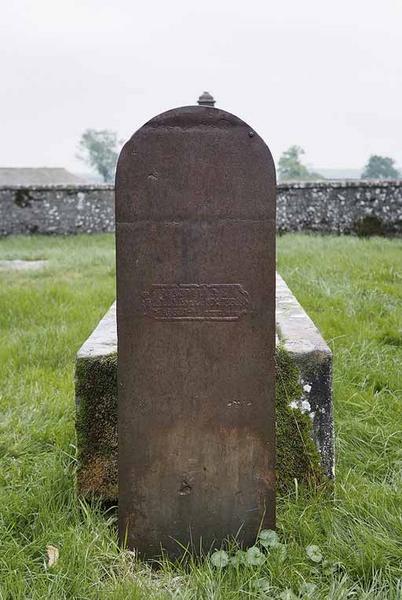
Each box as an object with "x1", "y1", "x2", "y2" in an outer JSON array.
[{"x1": 197, "y1": 91, "x2": 216, "y2": 107}]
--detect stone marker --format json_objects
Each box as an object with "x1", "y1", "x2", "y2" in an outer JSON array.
[
  {"x1": 115, "y1": 94, "x2": 276, "y2": 558},
  {"x1": 0, "y1": 259, "x2": 47, "y2": 271}
]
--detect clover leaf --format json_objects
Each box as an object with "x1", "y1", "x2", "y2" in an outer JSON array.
[
  {"x1": 210, "y1": 550, "x2": 229, "y2": 568},
  {"x1": 306, "y1": 544, "x2": 323, "y2": 563},
  {"x1": 246, "y1": 546, "x2": 266, "y2": 566},
  {"x1": 258, "y1": 529, "x2": 279, "y2": 548}
]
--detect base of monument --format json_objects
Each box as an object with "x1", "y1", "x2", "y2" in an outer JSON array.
[{"x1": 75, "y1": 274, "x2": 334, "y2": 503}]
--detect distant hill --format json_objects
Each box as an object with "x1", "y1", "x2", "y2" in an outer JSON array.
[{"x1": 0, "y1": 168, "x2": 84, "y2": 185}]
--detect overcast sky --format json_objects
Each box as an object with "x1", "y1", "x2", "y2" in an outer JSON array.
[{"x1": 1, "y1": 0, "x2": 401, "y2": 173}]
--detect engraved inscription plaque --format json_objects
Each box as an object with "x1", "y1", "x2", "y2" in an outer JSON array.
[
  {"x1": 142, "y1": 283, "x2": 249, "y2": 321},
  {"x1": 116, "y1": 104, "x2": 276, "y2": 558}
]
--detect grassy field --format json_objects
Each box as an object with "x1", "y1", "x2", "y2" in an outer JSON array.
[{"x1": 0, "y1": 234, "x2": 401, "y2": 599}]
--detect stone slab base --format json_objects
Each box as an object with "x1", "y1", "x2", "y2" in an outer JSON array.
[{"x1": 75, "y1": 274, "x2": 334, "y2": 502}]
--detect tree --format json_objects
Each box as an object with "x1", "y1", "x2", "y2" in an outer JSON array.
[
  {"x1": 77, "y1": 129, "x2": 121, "y2": 182},
  {"x1": 361, "y1": 155, "x2": 399, "y2": 179},
  {"x1": 278, "y1": 146, "x2": 324, "y2": 182}
]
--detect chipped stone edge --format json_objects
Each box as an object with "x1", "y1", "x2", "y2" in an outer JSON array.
[{"x1": 77, "y1": 302, "x2": 117, "y2": 360}]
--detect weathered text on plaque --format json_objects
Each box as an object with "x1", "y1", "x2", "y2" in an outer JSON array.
[
  {"x1": 142, "y1": 283, "x2": 250, "y2": 321},
  {"x1": 116, "y1": 102, "x2": 276, "y2": 558}
]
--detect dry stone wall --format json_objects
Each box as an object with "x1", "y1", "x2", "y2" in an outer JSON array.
[
  {"x1": 0, "y1": 185, "x2": 114, "y2": 235},
  {"x1": 1, "y1": 181, "x2": 401, "y2": 236},
  {"x1": 277, "y1": 181, "x2": 402, "y2": 236}
]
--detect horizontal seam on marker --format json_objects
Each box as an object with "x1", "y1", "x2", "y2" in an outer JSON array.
[{"x1": 116, "y1": 218, "x2": 275, "y2": 225}]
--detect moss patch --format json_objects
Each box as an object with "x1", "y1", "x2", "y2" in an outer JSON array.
[
  {"x1": 75, "y1": 353, "x2": 117, "y2": 501},
  {"x1": 75, "y1": 348, "x2": 325, "y2": 501},
  {"x1": 275, "y1": 346, "x2": 323, "y2": 491},
  {"x1": 14, "y1": 189, "x2": 32, "y2": 208},
  {"x1": 354, "y1": 215, "x2": 385, "y2": 237}
]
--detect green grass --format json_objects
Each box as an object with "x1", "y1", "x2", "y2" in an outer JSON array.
[{"x1": 0, "y1": 233, "x2": 401, "y2": 599}]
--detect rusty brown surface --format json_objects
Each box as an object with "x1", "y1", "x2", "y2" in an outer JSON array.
[{"x1": 115, "y1": 105, "x2": 276, "y2": 558}]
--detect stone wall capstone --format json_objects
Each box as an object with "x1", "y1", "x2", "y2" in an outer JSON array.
[{"x1": 1, "y1": 180, "x2": 401, "y2": 236}]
